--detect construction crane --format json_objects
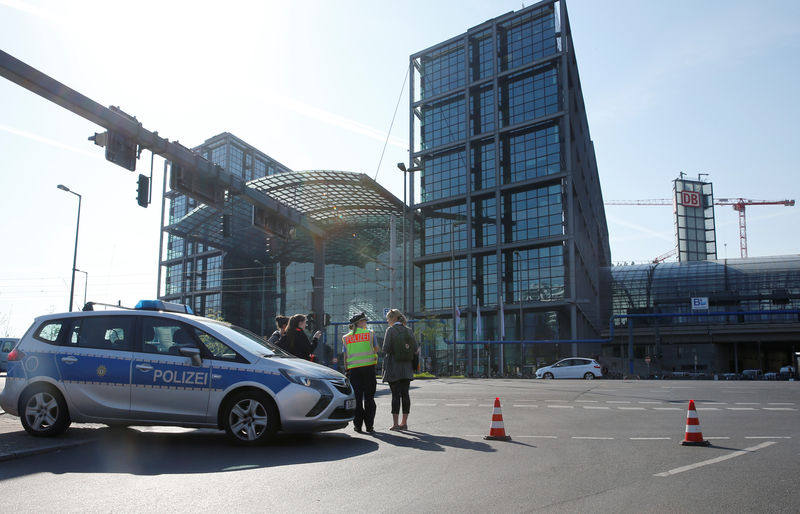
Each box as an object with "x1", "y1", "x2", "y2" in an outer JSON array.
[{"x1": 605, "y1": 198, "x2": 795, "y2": 258}]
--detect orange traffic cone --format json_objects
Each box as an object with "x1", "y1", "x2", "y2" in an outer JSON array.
[
  {"x1": 681, "y1": 399, "x2": 710, "y2": 446},
  {"x1": 484, "y1": 397, "x2": 512, "y2": 441}
]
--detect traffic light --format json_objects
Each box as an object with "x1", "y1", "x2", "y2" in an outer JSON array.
[
  {"x1": 222, "y1": 214, "x2": 231, "y2": 237},
  {"x1": 136, "y1": 174, "x2": 150, "y2": 207},
  {"x1": 307, "y1": 312, "x2": 316, "y2": 332}
]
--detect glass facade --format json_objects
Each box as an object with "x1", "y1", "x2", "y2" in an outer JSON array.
[
  {"x1": 162, "y1": 141, "x2": 406, "y2": 368},
  {"x1": 603, "y1": 257, "x2": 800, "y2": 377},
  {"x1": 408, "y1": 0, "x2": 610, "y2": 375},
  {"x1": 674, "y1": 178, "x2": 716, "y2": 262},
  {"x1": 161, "y1": 133, "x2": 294, "y2": 324}
]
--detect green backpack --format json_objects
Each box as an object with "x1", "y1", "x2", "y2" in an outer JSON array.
[{"x1": 392, "y1": 326, "x2": 415, "y2": 362}]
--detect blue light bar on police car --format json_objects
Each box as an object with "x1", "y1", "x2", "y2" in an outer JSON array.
[{"x1": 135, "y1": 300, "x2": 194, "y2": 315}]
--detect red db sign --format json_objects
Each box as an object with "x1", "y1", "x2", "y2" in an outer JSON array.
[{"x1": 680, "y1": 191, "x2": 702, "y2": 208}]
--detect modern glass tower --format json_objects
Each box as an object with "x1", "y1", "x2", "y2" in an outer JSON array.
[{"x1": 406, "y1": 0, "x2": 610, "y2": 375}]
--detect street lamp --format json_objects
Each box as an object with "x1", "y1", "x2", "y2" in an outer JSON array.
[
  {"x1": 75, "y1": 269, "x2": 88, "y2": 308},
  {"x1": 397, "y1": 162, "x2": 422, "y2": 313},
  {"x1": 514, "y1": 250, "x2": 524, "y2": 365},
  {"x1": 57, "y1": 184, "x2": 82, "y2": 311},
  {"x1": 449, "y1": 221, "x2": 464, "y2": 376}
]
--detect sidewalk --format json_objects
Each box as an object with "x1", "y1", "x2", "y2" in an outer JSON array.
[
  {"x1": 0, "y1": 410, "x2": 98, "y2": 462},
  {"x1": 0, "y1": 371, "x2": 98, "y2": 462}
]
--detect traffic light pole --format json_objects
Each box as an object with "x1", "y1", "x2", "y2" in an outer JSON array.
[{"x1": 0, "y1": 49, "x2": 323, "y2": 239}]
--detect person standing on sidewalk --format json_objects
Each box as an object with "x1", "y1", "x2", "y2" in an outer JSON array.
[
  {"x1": 342, "y1": 312, "x2": 378, "y2": 433},
  {"x1": 382, "y1": 309, "x2": 418, "y2": 431}
]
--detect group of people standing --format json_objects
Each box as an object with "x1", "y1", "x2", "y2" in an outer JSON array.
[
  {"x1": 265, "y1": 309, "x2": 419, "y2": 434},
  {"x1": 343, "y1": 309, "x2": 418, "y2": 433},
  {"x1": 267, "y1": 313, "x2": 323, "y2": 361}
]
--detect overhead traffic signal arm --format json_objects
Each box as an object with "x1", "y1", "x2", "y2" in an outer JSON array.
[{"x1": 0, "y1": 50, "x2": 323, "y2": 235}]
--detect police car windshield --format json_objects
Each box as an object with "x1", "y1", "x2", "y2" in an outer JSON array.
[{"x1": 202, "y1": 320, "x2": 290, "y2": 357}]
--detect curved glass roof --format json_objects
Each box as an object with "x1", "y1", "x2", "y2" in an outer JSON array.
[
  {"x1": 608, "y1": 256, "x2": 800, "y2": 318},
  {"x1": 165, "y1": 170, "x2": 406, "y2": 265}
]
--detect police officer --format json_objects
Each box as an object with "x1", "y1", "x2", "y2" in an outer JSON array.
[{"x1": 342, "y1": 312, "x2": 378, "y2": 433}]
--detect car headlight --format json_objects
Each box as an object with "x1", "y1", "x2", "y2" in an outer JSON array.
[
  {"x1": 280, "y1": 368, "x2": 323, "y2": 388},
  {"x1": 280, "y1": 368, "x2": 334, "y2": 417}
]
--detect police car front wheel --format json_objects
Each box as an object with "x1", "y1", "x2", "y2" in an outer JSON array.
[
  {"x1": 20, "y1": 385, "x2": 71, "y2": 437},
  {"x1": 223, "y1": 390, "x2": 278, "y2": 445}
]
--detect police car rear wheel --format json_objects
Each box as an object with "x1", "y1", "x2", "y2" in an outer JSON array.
[
  {"x1": 224, "y1": 391, "x2": 278, "y2": 445},
  {"x1": 20, "y1": 385, "x2": 71, "y2": 437}
]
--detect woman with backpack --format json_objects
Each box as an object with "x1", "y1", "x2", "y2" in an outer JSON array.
[{"x1": 382, "y1": 309, "x2": 418, "y2": 431}]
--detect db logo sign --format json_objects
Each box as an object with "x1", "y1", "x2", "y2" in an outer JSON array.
[{"x1": 680, "y1": 191, "x2": 702, "y2": 208}]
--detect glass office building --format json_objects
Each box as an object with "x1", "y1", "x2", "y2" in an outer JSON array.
[
  {"x1": 406, "y1": 0, "x2": 610, "y2": 375},
  {"x1": 160, "y1": 133, "x2": 405, "y2": 366},
  {"x1": 604, "y1": 257, "x2": 800, "y2": 377}
]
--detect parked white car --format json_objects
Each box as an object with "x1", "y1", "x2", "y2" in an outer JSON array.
[{"x1": 535, "y1": 358, "x2": 603, "y2": 379}]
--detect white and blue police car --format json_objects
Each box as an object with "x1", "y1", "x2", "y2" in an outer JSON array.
[{"x1": 0, "y1": 300, "x2": 355, "y2": 445}]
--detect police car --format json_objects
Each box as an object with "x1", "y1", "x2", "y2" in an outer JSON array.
[{"x1": 0, "y1": 300, "x2": 355, "y2": 445}]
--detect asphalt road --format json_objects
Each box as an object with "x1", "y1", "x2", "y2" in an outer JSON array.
[{"x1": 1, "y1": 378, "x2": 798, "y2": 513}]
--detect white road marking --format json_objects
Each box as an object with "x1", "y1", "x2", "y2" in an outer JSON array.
[
  {"x1": 704, "y1": 436, "x2": 730, "y2": 440},
  {"x1": 445, "y1": 403, "x2": 470, "y2": 407},
  {"x1": 654, "y1": 441, "x2": 776, "y2": 477},
  {"x1": 727, "y1": 407, "x2": 756, "y2": 411},
  {"x1": 576, "y1": 400, "x2": 598, "y2": 403},
  {"x1": 768, "y1": 402, "x2": 795, "y2": 405},
  {"x1": 545, "y1": 399, "x2": 569, "y2": 403},
  {"x1": 517, "y1": 435, "x2": 558, "y2": 439},
  {"x1": 763, "y1": 407, "x2": 796, "y2": 411},
  {"x1": 638, "y1": 401, "x2": 662, "y2": 404},
  {"x1": 699, "y1": 402, "x2": 727, "y2": 405},
  {"x1": 735, "y1": 402, "x2": 760, "y2": 405},
  {"x1": 618, "y1": 407, "x2": 646, "y2": 410},
  {"x1": 745, "y1": 436, "x2": 792, "y2": 439},
  {"x1": 572, "y1": 436, "x2": 614, "y2": 440},
  {"x1": 607, "y1": 401, "x2": 631, "y2": 404},
  {"x1": 478, "y1": 404, "x2": 494, "y2": 407},
  {"x1": 548, "y1": 405, "x2": 574, "y2": 409},
  {"x1": 630, "y1": 437, "x2": 671, "y2": 440},
  {"x1": 413, "y1": 403, "x2": 437, "y2": 407},
  {"x1": 583, "y1": 406, "x2": 610, "y2": 410},
  {"x1": 513, "y1": 404, "x2": 539, "y2": 408},
  {"x1": 696, "y1": 407, "x2": 720, "y2": 411},
  {"x1": 654, "y1": 407, "x2": 682, "y2": 411}
]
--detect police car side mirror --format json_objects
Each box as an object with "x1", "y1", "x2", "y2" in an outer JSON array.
[{"x1": 179, "y1": 346, "x2": 202, "y2": 367}]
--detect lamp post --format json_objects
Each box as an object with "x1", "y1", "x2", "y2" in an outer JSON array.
[
  {"x1": 397, "y1": 162, "x2": 421, "y2": 313},
  {"x1": 57, "y1": 184, "x2": 81, "y2": 311},
  {"x1": 75, "y1": 269, "x2": 88, "y2": 308},
  {"x1": 514, "y1": 250, "x2": 524, "y2": 366}
]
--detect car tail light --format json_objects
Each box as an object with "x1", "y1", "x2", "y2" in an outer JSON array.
[
  {"x1": 7, "y1": 348, "x2": 24, "y2": 361},
  {"x1": 593, "y1": 364, "x2": 601, "y2": 368}
]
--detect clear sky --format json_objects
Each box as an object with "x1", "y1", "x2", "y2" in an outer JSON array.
[{"x1": 1, "y1": 0, "x2": 798, "y2": 336}]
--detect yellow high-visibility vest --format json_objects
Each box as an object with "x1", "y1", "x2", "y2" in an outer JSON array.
[{"x1": 343, "y1": 327, "x2": 377, "y2": 369}]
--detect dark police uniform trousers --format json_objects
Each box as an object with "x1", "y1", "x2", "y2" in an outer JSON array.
[{"x1": 348, "y1": 364, "x2": 377, "y2": 430}]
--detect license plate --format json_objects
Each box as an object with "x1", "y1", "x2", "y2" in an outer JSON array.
[{"x1": 345, "y1": 399, "x2": 355, "y2": 410}]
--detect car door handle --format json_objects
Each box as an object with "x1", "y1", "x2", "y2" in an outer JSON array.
[
  {"x1": 136, "y1": 364, "x2": 154, "y2": 372},
  {"x1": 61, "y1": 356, "x2": 78, "y2": 364}
]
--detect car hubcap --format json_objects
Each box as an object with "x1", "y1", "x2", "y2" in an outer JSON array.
[
  {"x1": 229, "y1": 399, "x2": 268, "y2": 441},
  {"x1": 25, "y1": 392, "x2": 58, "y2": 431}
]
